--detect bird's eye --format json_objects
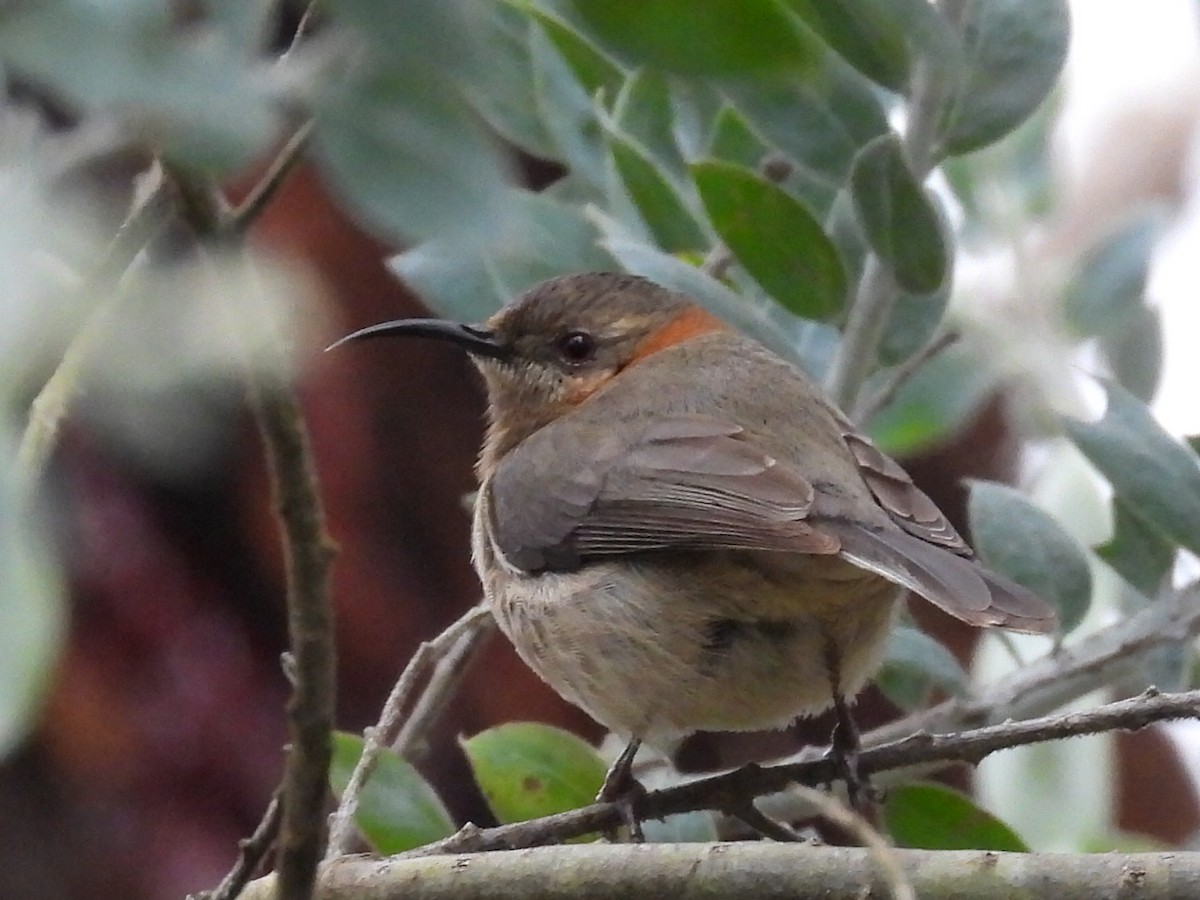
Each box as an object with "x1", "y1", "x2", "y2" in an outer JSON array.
[{"x1": 556, "y1": 331, "x2": 597, "y2": 363}]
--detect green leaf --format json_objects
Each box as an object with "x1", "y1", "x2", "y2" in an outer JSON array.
[
  {"x1": 311, "y1": 72, "x2": 513, "y2": 245},
  {"x1": 849, "y1": 134, "x2": 949, "y2": 293},
  {"x1": 937, "y1": 0, "x2": 1070, "y2": 156},
  {"x1": 708, "y1": 106, "x2": 772, "y2": 169},
  {"x1": 692, "y1": 160, "x2": 846, "y2": 320},
  {"x1": 565, "y1": 0, "x2": 821, "y2": 76},
  {"x1": 1064, "y1": 214, "x2": 1163, "y2": 339},
  {"x1": 786, "y1": 0, "x2": 910, "y2": 91},
  {"x1": 1065, "y1": 382, "x2": 1200, "y2": 558},
  {"x1": 865, "y1": 348, "x2": 994, "y2": 456},
  {"x1": 461, "y1": 723, "x2": 607, "y2": 825},
  {"x1": 885, "y1": 783, "x2": 1030, "y2": 851},
  {"x1": 526, "y1": 6, "x2": 626, "y2": 101},
  {"x1": 329, "y1": 732, "x2": 455, "y2": 854},
  {"x1": 877, "y1": 626, "x2": 968, "y2": 711},
  {"x1": 968, "y1": 481, "x2": 1092, "y2": 634},
  {"x1": 607, "y1": 136, "x2": 707, "y2": 253}
]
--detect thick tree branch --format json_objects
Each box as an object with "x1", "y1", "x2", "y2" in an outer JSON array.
[{"x1": 241, "y1": 843, "x2": 1200, "y2": 900}]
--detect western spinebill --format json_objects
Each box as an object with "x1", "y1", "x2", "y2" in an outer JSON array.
[{"x1": 331, "y1": 272, "x2": 1056, "y2": 802}]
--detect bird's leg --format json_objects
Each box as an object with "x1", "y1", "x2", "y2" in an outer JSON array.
[
  {"x1": 822, "y1": 639, "x2": 873, "y2": 817},
  {"x1": 597, "y1": 737, "x2": 646, "y2": 842}
]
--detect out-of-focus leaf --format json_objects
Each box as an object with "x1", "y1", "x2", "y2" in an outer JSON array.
[
  {"x1": 937, "y1": 0, "x2": 1070, "y2": 156},
  {"x1": 311, "y1": 71, "x2": 513, "y2": 246},
  {"x1": 462, "y1": 723, "x2": 607, "y2": 825},
  {"x1": 786, "y1": 0, "x2": 908, "y2": 90},
  {"x1": 668, "y1": 79, "x2": 725, "y2": 161},
  {"x1": 720, "y1": 61, "x2": 889, "y2": 214},
  {"x1": 526, "y1": 5, "x2": 626, "y2": 101},
  {"x1": 865, "y1": 348, "x2": 994, "y2": 456},
  {"x1": 565, "y1": 0, "x2": 821, "y2": 76},
  {"x1": 0, "y1": 0, "x2": 284, "y2": 170},
  {"x1": 879, "y1": 286, "x2": 950, "y2": 366},
  {"x1": 1100, "y1": 303, "x2": 1163, "y2": 404},
  {"x1": 877, "y1": 626, "x2": 968, "y2": 711},
  {"x1": 708, "y1": 106, "x2": 772, "y2": 169},
  {"x1": 529, "y1": 20, "x2": 608, "y2": 187},
  {"x1": 467, "y1": 3, "x2": 559, "y2": 159},
  {"x1": 612, "y1": 69, "x2": 684, "y2": 176},
  {"x1": 885, "y1": 783, "x2": 1030, "y2": 851},
  {"x1": 968, "y1": 480, "x2": 1091, "y2": 634},
  {"x1": 390, "y1": 188, "x2": 613, "y2": 322},
  {"x1": 692, "y1": 160, "x2": 846, "y2": 320},
  {"x1": 607, "y1": 135, "x2": 707, "y2": 253},
  {"x1": 327, "y1": 0, "x2": 484, "y2": 74},
  {"x1": 330, "y1": 732, "x2": 455, "y2": 854},
  {"x1": 0, "y1": 475, "x2": 65, "y2": 760},
  {"x1": 849, "y1": 133, "x2": 948, "y2": 293},
  {"x1": 1064, "y1": 214, "x2": 1163, "y2": 338},
  {"x1": 1065, "y1": 381, "x2": 1200, "y2": 558}
]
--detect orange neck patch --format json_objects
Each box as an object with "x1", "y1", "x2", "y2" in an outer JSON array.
[
  {"x1": 563, "y1": 305, "x2": 729, "y2": 406},
  {"x1": 627, "y1": 305, "x2": 729, "y2": 367}
]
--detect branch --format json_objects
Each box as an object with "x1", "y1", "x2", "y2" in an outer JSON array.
[
  {"x1": 230, "y1": 120, "x2": 314, "y2": 234},
  {"x1": 852, "y1": 329, "x2": 958, "y2": 424},
  {"x1": 325, "y1": 605, "x2": 493, "y2": 858},
  {"x1": 824, "y1": 0, "x2": 963, "y2": 410},
  {"x1": 387, "y1": 686, "x2": 1200, "y2": 855},
  {"x1": 167, "y1": 163, "x2": 337, "y2": 900},
  {"x1": 241, "y1": 843, "x2": 1200, "y2": 900},
  {"x1": 188, "y1": 794, "x2": 282, "y2": 900}
]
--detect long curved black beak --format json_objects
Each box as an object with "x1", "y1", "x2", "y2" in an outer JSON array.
[{"x1": 326, "y1": 318, "x2": 511, "y2": 360}]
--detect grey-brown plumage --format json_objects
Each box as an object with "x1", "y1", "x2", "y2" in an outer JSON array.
[{"x1": 334, "y1": 272, "x2": 1057, "y2": 753}]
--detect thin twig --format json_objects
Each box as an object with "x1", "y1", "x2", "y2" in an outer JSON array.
[
  {"x1": 399, "y1": 685, "x2": 1200, "y2": 855},
  {"x1": 825, "y1": 0, "x2": 964, "y2": 411},
  {"x1": 393, "y1": 613, "x2": 497, "y2": 761},
  {"x1": 788, "y1": 785, "x2": 915, "y2": 900},
  {"x1": 325, "y1": 604, "x2": 492, "y2": 859},
  {"x1": 726, "y1": 800, "x2": 803, "y2": 843},
  {"x1": 187, "y1": 794, "x2": 283, "y2": 900},
  {"x1": 853, "y1": 329, "x2": 959, "y2": 423},
  {"x1": 230, "y1": 120, "x2": 314, "y2": 234}
]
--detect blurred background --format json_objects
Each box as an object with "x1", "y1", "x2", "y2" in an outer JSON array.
[{"x1": 2, "y1": 1, "x2": 1200, "y2": 897}]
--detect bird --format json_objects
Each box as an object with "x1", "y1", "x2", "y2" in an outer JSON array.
[{"x1": 330, "y1": 272, "x2": 1056, "y2": 810}]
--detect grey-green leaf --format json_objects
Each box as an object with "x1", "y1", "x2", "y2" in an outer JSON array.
[
  {"x1": 1097, "y1": 499, "x2": 1176, "y2": 599},
  {"x1": 329, "y1": 732, "x2": 455, "y2": 854},
  {"x1": 937, "y1": 0, "x2": 1071, "y2": 157},
  {"x1": 692, "y1": 160, "x2": 846, "y2": 320},
  {"x1": 877, "y1": 626, "x2": 968, "y2": 711},
  {"x1": 1065, "y1": 381, "x2": 1200, "y2": 558},
  {"x1": 1063, "y1": 214, "x2": 1163, "y2": 339},
  {"x1": 968, "y1": 480, "x2": 1091, "y2": 634},
  {"x1": 850, "y1": 133, "x2": 949, "y2": 293}
]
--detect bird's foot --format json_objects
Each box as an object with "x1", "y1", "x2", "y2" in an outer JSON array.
[
  {"x1": 829, "y1": 692, "x2": 877, "y2": 818},
  {"x1": 598, "y1": 738, "x2": 646, "y2": 842}
]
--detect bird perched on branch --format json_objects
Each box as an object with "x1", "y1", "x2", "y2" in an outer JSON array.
[{"x1": 331, "y1": 272, "x2": 1056, "y2": 810}]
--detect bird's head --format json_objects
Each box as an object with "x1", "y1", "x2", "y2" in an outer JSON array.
[{"x1": 329, "y1": 272, "x2": 729, "y2": 461}]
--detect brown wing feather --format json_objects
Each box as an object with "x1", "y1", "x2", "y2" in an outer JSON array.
[{"x1": 487, "y1": 414, "x2": 838, "y2": 571}]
